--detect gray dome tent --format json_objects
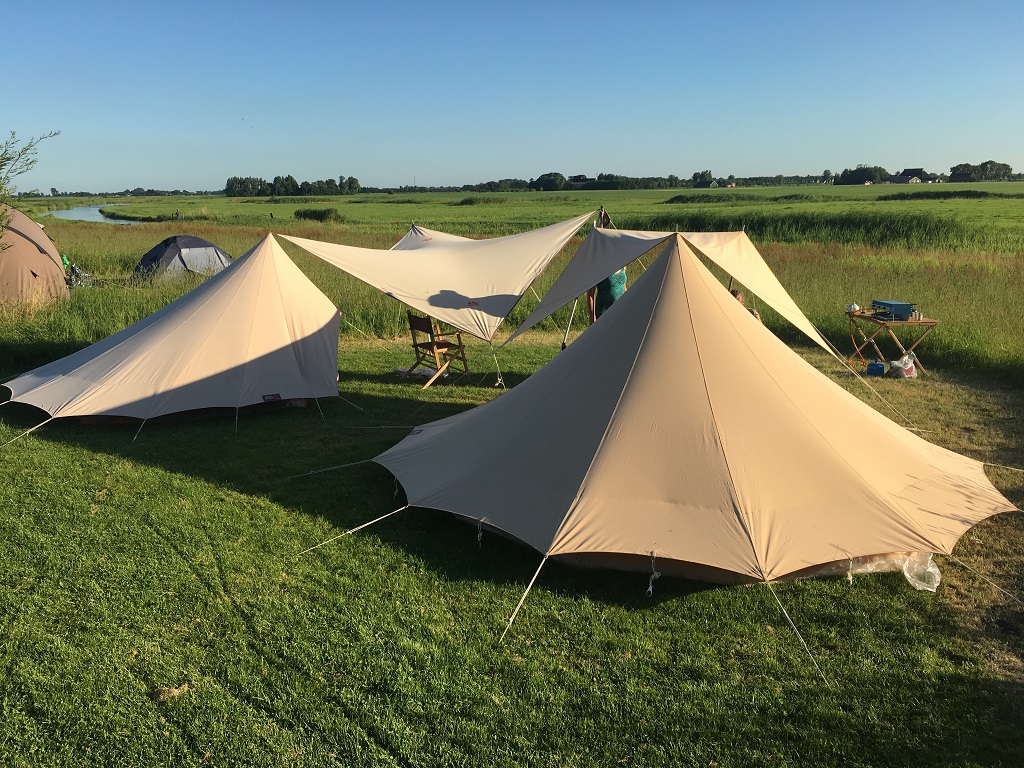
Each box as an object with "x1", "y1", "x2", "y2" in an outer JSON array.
[{"x1": 133, "y1": 235, "x2": 232, "y2": 279}]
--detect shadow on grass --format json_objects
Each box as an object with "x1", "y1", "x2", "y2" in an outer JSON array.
[
  {"x1": 4, "y1": 360, "x2": 1022, "y2": 611},
  {"x1": 0, "y1": 382, "x2": 721, "y2": 607}
]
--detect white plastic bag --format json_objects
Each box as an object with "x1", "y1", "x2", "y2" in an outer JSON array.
[
  {"x1": 888, "y1": 352, "x2": 918, "y2": 379},
  {"x1": 902, "y1": 552, "x2": 941, "y2": 592}
]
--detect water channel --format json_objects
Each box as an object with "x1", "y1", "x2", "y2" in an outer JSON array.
[{"x1": 41, "y1": 204, "x2": 141, "y2": 225}]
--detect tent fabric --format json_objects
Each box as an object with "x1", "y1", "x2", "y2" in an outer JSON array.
[
  {"x1": 376, "y1": 234, "x2": 1013, "y2": 584},
  {"x1": 133, "y1": 234, "x2": 233, "y2": 278},
  {"x1": 506, "y1": 228, "x2": 834, "y2": 355},
  {"x1": 4, "y1": 234, "x2": 340, "y2": 420},
  {"x1": 391, "y1": 224, "x2": 472, "y2": 250},
  {"x1": 0, "y1": 206, "x2": 69, "y2": 304},
  {"x1": 281, "y1": 212, "x2": 592, "y2": 341}
]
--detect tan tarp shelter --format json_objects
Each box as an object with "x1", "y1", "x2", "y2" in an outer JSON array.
[
  {"x1": 506, "y1": 228, "x2": 833, "y2": 355},
  {"x1": 0, "y1": 206, "x2": 69, "y2": 305},
  {"x1": 3, "y1": 234, "x2": 340, "y2": 420},
  {"x1": 376, "y1": 234, "x2": 1014, "y2": 584},
  {"x1": 391, "y1": 224, "x2": 472, "y2": 250},
  {"x1": 281, "y1": 213, "x2": 592, "y2": 340}
]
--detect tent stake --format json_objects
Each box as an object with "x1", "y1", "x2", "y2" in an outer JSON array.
[
  {"x1": 766, "y1": 582, "x2": 835, "y2": 689},
  {"x1": 293, "y1": 505, "x2": 409, "y2": 557},
  {"x1": 499, "y1": 555, "x2": 548, "y2": 644}
]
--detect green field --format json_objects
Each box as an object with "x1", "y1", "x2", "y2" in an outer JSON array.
[{"x1": 1, "y1": 189, "x2": 1022, "y2": 766}]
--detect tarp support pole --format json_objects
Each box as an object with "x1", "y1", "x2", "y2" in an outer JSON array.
[
  {"x1": 499, "y1": 555, "x2": 548, "y2": 644},
  {"x1": 132, "y1": 419, "x2": 147, "y2": 443},
  {"x1": 561, "y1": 298, "x2": 578, "y2": 350}
]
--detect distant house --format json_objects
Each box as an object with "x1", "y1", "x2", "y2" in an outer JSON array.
[
  {"x1": 693, "y1": 179, "x2": 719, "y2": 189},
  {"x1": 567, "y1": 174, "x2": 595, "y2": 190},
  {"x1": 890, "y1": 168, "x2": 931, "y2": 184}
]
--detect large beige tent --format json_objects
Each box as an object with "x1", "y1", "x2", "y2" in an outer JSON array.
[
  {"x1": 0, "y1": 206, "x2": 69, "y2": 305},
  {"x1": 3, "y1": 234, "x2": 340, "y2": 421},
  {"x1": 376, "y1": 234, "x2": 1014, "y2": 584},
  {"x1": 280, "y1": 213, "x2": 592, "y2": 340},
  {"x1": 506, "y1": 227, "x2": 833, "y2": 354}
]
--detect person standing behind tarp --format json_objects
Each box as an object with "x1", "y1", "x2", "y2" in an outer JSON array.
[
  {"x1": 587, "y1": 206, "x2": 626, "y2": 323},
  {"x1": 588, "y1": 266, "x2": 626, "y2": 323},
  {"x1": 731, "y1": 288, "x2": 762, "y2": 322}
]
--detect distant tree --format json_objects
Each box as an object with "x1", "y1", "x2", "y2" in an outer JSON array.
[
  {"x1": 949, "y1": 160, "x2": 1013, "y2": 182},
  {"x1": 345, "y1": 176, "x2": 360, "y2": 194},
  {"x1": 835, "y1": 165, "x2": 890, "y2": 185},
  {"x1": 691, "y1": 170, "x2": 714, "y2": 185},
  {"x1": 530, "y1": 172, "x2": 567, "y2": 191},
  {"x1": 822, "y1": 170, "x2": 833, "y2": 183}
]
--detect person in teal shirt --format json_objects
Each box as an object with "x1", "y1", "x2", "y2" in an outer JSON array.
[{"x1": 588, "y1": 267, "x2": 627, "y2": 323}]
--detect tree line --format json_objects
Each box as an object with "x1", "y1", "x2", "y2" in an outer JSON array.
[{"x1": 224, "y1": 175, "x2": 361, "y2": 197}]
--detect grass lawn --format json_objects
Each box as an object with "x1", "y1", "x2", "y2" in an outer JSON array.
[
  {"x1": 1, "y1": 193, "x2": 1022, "y2": 765},
  {"x1": 1, "y1": 334, "x2": 1021, "y2": 767}
]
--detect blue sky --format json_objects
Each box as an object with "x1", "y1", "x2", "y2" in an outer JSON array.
[{"x1": 8, "y1": 0, "x2": 1023, "y2": 192}]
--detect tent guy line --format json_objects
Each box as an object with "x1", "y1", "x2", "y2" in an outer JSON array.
[{"x1": 293, "y1": 505, "x2": 409, "y2": 558}]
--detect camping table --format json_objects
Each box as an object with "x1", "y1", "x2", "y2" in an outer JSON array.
[{"x1": 846, "y1": 310, "x2": 940, "y2": 373}]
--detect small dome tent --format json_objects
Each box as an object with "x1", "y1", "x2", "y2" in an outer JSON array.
[
  {"x1": 0, "y1": 206, "x2": 69, "y2": 305},
  {"x1": 133, "y1": 235, "x2": 233, "y2": 279}
]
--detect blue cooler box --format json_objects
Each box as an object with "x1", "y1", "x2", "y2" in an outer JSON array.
[
  {"x1": 866, "y1": 362, "x2": 888, "y2": 376},
  {"x1": 871, "y1": 300, "x2": 915, "y2": 321}
]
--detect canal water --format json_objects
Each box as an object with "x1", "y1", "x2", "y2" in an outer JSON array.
[{"x1": 41, "y1": 205, "x2": 140, "y2": 225}]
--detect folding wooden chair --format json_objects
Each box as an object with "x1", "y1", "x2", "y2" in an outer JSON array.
[{"x1": 404, "y1": 311, "x2": 469, "y2": 388}]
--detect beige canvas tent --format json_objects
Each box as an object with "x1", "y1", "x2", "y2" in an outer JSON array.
[
  {"x1": 376, "y1": 234, "x2": 1014, "y2": 585},
  {"x1": 506, "y1": 227, "x2": 833, "y2": 354},
  {"x1": 3, "y1": 234, "x2": 340, "y2": 421},
  {"x1": 0, "y1": 206, "x2": 69, "y2": 305},
  {"x1": 280, "y1": 213, "x2": 592, "y2": 340}
]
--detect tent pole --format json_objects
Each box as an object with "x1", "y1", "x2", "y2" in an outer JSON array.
[
  {"x1": 561, "y1": 298, "x2": 578, "y2": 350},
  {"x1": 132, "y1": 419, "x2": 147, "y2": 443},
  {"x1": 766, "y1": 582, "x2": 834, "y2": 689},
  {"x1": 499, "y1": 555, "x2": 548, "y2": 644},
  {"x1": 294, "y1": 505, "x2": 410, "y2": 557}
]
